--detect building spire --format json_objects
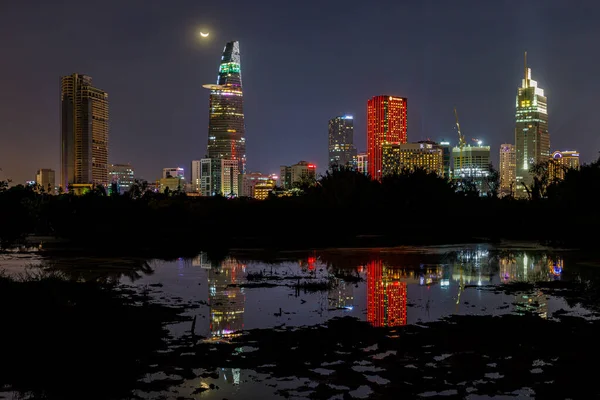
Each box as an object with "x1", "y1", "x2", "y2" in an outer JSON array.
[{"x1": 524, "y1": 51, "x2": 528, "y2": 88}]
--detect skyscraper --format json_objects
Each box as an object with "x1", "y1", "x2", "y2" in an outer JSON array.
[
  {"x1": 60, "y1": 74, "x2": 109, "y2": 189},
  {"x1": 328, "y1": 115, "x2": 356, "y2": 168},
  {"x1": 367, "y1": 96, "x2": 407, "y2": 180},
  {"x1": 499, "y1": 144, "x2": 516, "y2": 197},
  {"x1": 203, "y1": 41, "x2": 246, "y2": 174},
  {"x1": 515, "y1": 52, "x2": 549, "y2": 198}
]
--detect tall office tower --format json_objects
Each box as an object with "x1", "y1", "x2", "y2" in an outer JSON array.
[
  {"x1": 367, "y1": 96, "x2": 407, "y2": 180},
  {"x1": 60, "y1": 73, "x2": 109, "y2": 189},
  {"x1": 328, "y1": 115, "x2": 357, "y2": 168},
  {"x1": 549, "y1": 150, "x2": 580, "y2": 181},
  {"x1": 367, "y1": 260, "x2": 407, "y2": 327},
  {"x1": 203, "y1": 41, "x2": 246, "y2": 173},
  {"x1": 108, "y1": 163, "x2": 135, "y2": 194},
  {"x1": 499, "y1": 144, "x2": 516, "y2": 197},
  {"x1": 35, "y1": 168, "x2": 55, "y2": 194},
  {"x1": 515, "y1": 52, "x2": 549, "y2": 198}
]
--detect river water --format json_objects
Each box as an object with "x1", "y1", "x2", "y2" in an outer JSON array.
[{"x1": 1, "y1": 243, "x2": 599, "y2": 399}]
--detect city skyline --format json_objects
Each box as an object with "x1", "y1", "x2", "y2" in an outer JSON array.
[{"x1": 1, "y1": 1, "x2": 599, "y2": 184}]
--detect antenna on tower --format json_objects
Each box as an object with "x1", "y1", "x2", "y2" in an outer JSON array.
[{"x1": 524, "y1": 51, "x2": 528, "y2": 88}]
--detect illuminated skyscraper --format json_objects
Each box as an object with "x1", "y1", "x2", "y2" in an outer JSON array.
[
  {"x1": 204, "y1": 41, "x2": 246, "y2": 174},
  {"x1": 328, "y1": 115, "x2": 357, "y2": 168},
  {"x1": 60, "y1": 73, "x2": 109, "y2": 189},
  {"x1": 367, "y1": 96, "x2": 407, "y2": 180},
  {"x1": 515, "y1": 52, "x2": 549, "y2": 198},
  {"x1": 499, "y1": 144, "x2": 516, "y2": 197},
  {"x1": 367, "y1": 260, "x2": 407, "y2": 327}
]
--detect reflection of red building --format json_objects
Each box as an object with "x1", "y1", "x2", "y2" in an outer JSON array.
[
  {"x1": 367, "y1": 95, "x2": 407, "y2": 180},
  {"x1": 367, "y1": 260, "x2": 407, "y2": 327}
]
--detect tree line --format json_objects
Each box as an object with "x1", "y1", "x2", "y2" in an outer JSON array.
[{"x1": 1, "y1": 157, "x2": 599, "y2": 252}]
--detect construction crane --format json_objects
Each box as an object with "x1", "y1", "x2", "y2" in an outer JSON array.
[{"x1": 454, "y1": 108, "x2": 466, "y2": 175}]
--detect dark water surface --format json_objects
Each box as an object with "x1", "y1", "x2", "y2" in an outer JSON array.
[{"x1": 1, "y1": 243, "x2": 599, "y2": 399}]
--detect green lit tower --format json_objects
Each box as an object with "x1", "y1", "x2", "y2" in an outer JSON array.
[
  {"x1": 203, "y1": 41, "x2": 246, "y2": 173},
  {"x1": 515, "y1": 52, "x2": 549, "y2": 198}
]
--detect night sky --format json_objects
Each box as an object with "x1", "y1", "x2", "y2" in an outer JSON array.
[{"x1": 1, "y1": 0, "x2": 599, "y2": 184}]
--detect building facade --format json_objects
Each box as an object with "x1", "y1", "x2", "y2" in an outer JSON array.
[
  {"x1": 439, "y1": 141, "x2": 452, "y2": 179},
  {"x1": 60, "y1": 73, "x2": 109, "y2": 189},
  {"x1": 191, "y1": 160, "x2": 202, "y2": 193},
  {"x1": 279, "y1": 161, "x2": 316, "y2": 189},
  {"x1": 163, "y1": 167, "x2": 184, "y2": 179},
  {"x1": 203, "y1": 41, "x2": 246, "y2": 174},
  {"x1": 452, "y1": 144, "x2": 491, "y2": 179},
  {"x1": 499, "y1": 144, "x2": 516, "y2": 197},
  {"x1": 239, "y1": 172, "x2": 276, "y2": 198},
  {"x1": 549, "y1": 150, "x2": 580, "y2": 181},
  {"x1": 199, "y1": 158, "x2": 240, "y2": 196},
  {"x1": 108, "y1": 163, "x2": 135, "y2": 194},
  {"x1": 515, "y1": 53, "x2": 550, "y2": 198},
  {"x1": 35, "y1": 168, "x2": 55, "y2": 194},
  {"x1": 381, "y1": 142, "x2": 444, "y2": 177},
  {"x1": 353, "y1": 152, "x2": 368, "y2": 175},
  {"x1": 159, "y1": 176, "x2": 185, "y2": 193},
  {"x1": 367, "y1": 95, "x2": 407, "y2": 180},
  {"x1": 328, "y1": 115, "x2": 356, "y2": 168}
]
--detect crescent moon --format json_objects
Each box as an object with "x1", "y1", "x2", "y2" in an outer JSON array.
[{"x1": 200, "y1": 32, "x2": 209, "y2": 38}]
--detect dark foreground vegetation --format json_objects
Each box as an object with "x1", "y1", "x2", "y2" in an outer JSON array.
[
  {"x1": 0, "y1": 271, "x2": 188, "y2": 399},
  {"x1": 1, "y1": 158, "x2": 600, "y2": 253}
]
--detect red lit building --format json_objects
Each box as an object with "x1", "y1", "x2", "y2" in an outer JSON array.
[
  {"x1": 367, "y1": 260, "x2": 407, "y2": 327},
  {"x1": 367, "y1": 96, "x2": 408, "y2": 180}
]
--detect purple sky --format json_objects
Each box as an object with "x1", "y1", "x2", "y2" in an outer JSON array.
[{"x1": 1, "y1": 0, "x2": 600, "y2": 183}]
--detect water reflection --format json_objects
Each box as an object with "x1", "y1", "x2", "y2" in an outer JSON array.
[
  {"x1": 208, "y1": 258, "x2": 246, "y2": 338},
  {"x1": 366, "y1": 260, "x2": 407, "y2": 327}
]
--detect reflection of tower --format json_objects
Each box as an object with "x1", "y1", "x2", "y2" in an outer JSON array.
[
  {"x1": 367, "y1": 260, "x2": 407, "y2": 327},
  {"x1": 328, "y1": 279, "x2": 354, "y2": 309},
  {"x1": 208, "y1": 258, "x2": 246, "y2": 337}
]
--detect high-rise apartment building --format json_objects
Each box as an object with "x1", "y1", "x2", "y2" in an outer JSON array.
[
  {"x1": 108, "y1": 163, "x2": 135, "y2": 194},
  {"x1": 549, "y1": 150, "x2": 580, "y2": 181},
  {"x1": 203, "y1": 41, "x2": 246, "y2": 174},
  {"x1": 353, "y1": 152, "x2": 368, "y2": 175},
  {"x1": 35, "y1": 168, "x2": 55, "y2": 194},
  {"x1": 515, "y1": 53, "x2": 549, "y2": 198},
  {"x1": 381, "y1": 142, "x2": 444, "y2": 177},
  {"x1": 367, "y1": 96, "x2": 407, "y2": 180},
  {"x1": 499, "y1": 144, "x2": 516, "y2": 197},
  {"x1": 60, "y1": 73, "x2": 109, "y2": 189},
  {"x1": 328, "y1": 115, "x2": 356, "y2": 168},
  {"x1": 279, "y1": 161, "x2": 316, "y2": 189}
]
